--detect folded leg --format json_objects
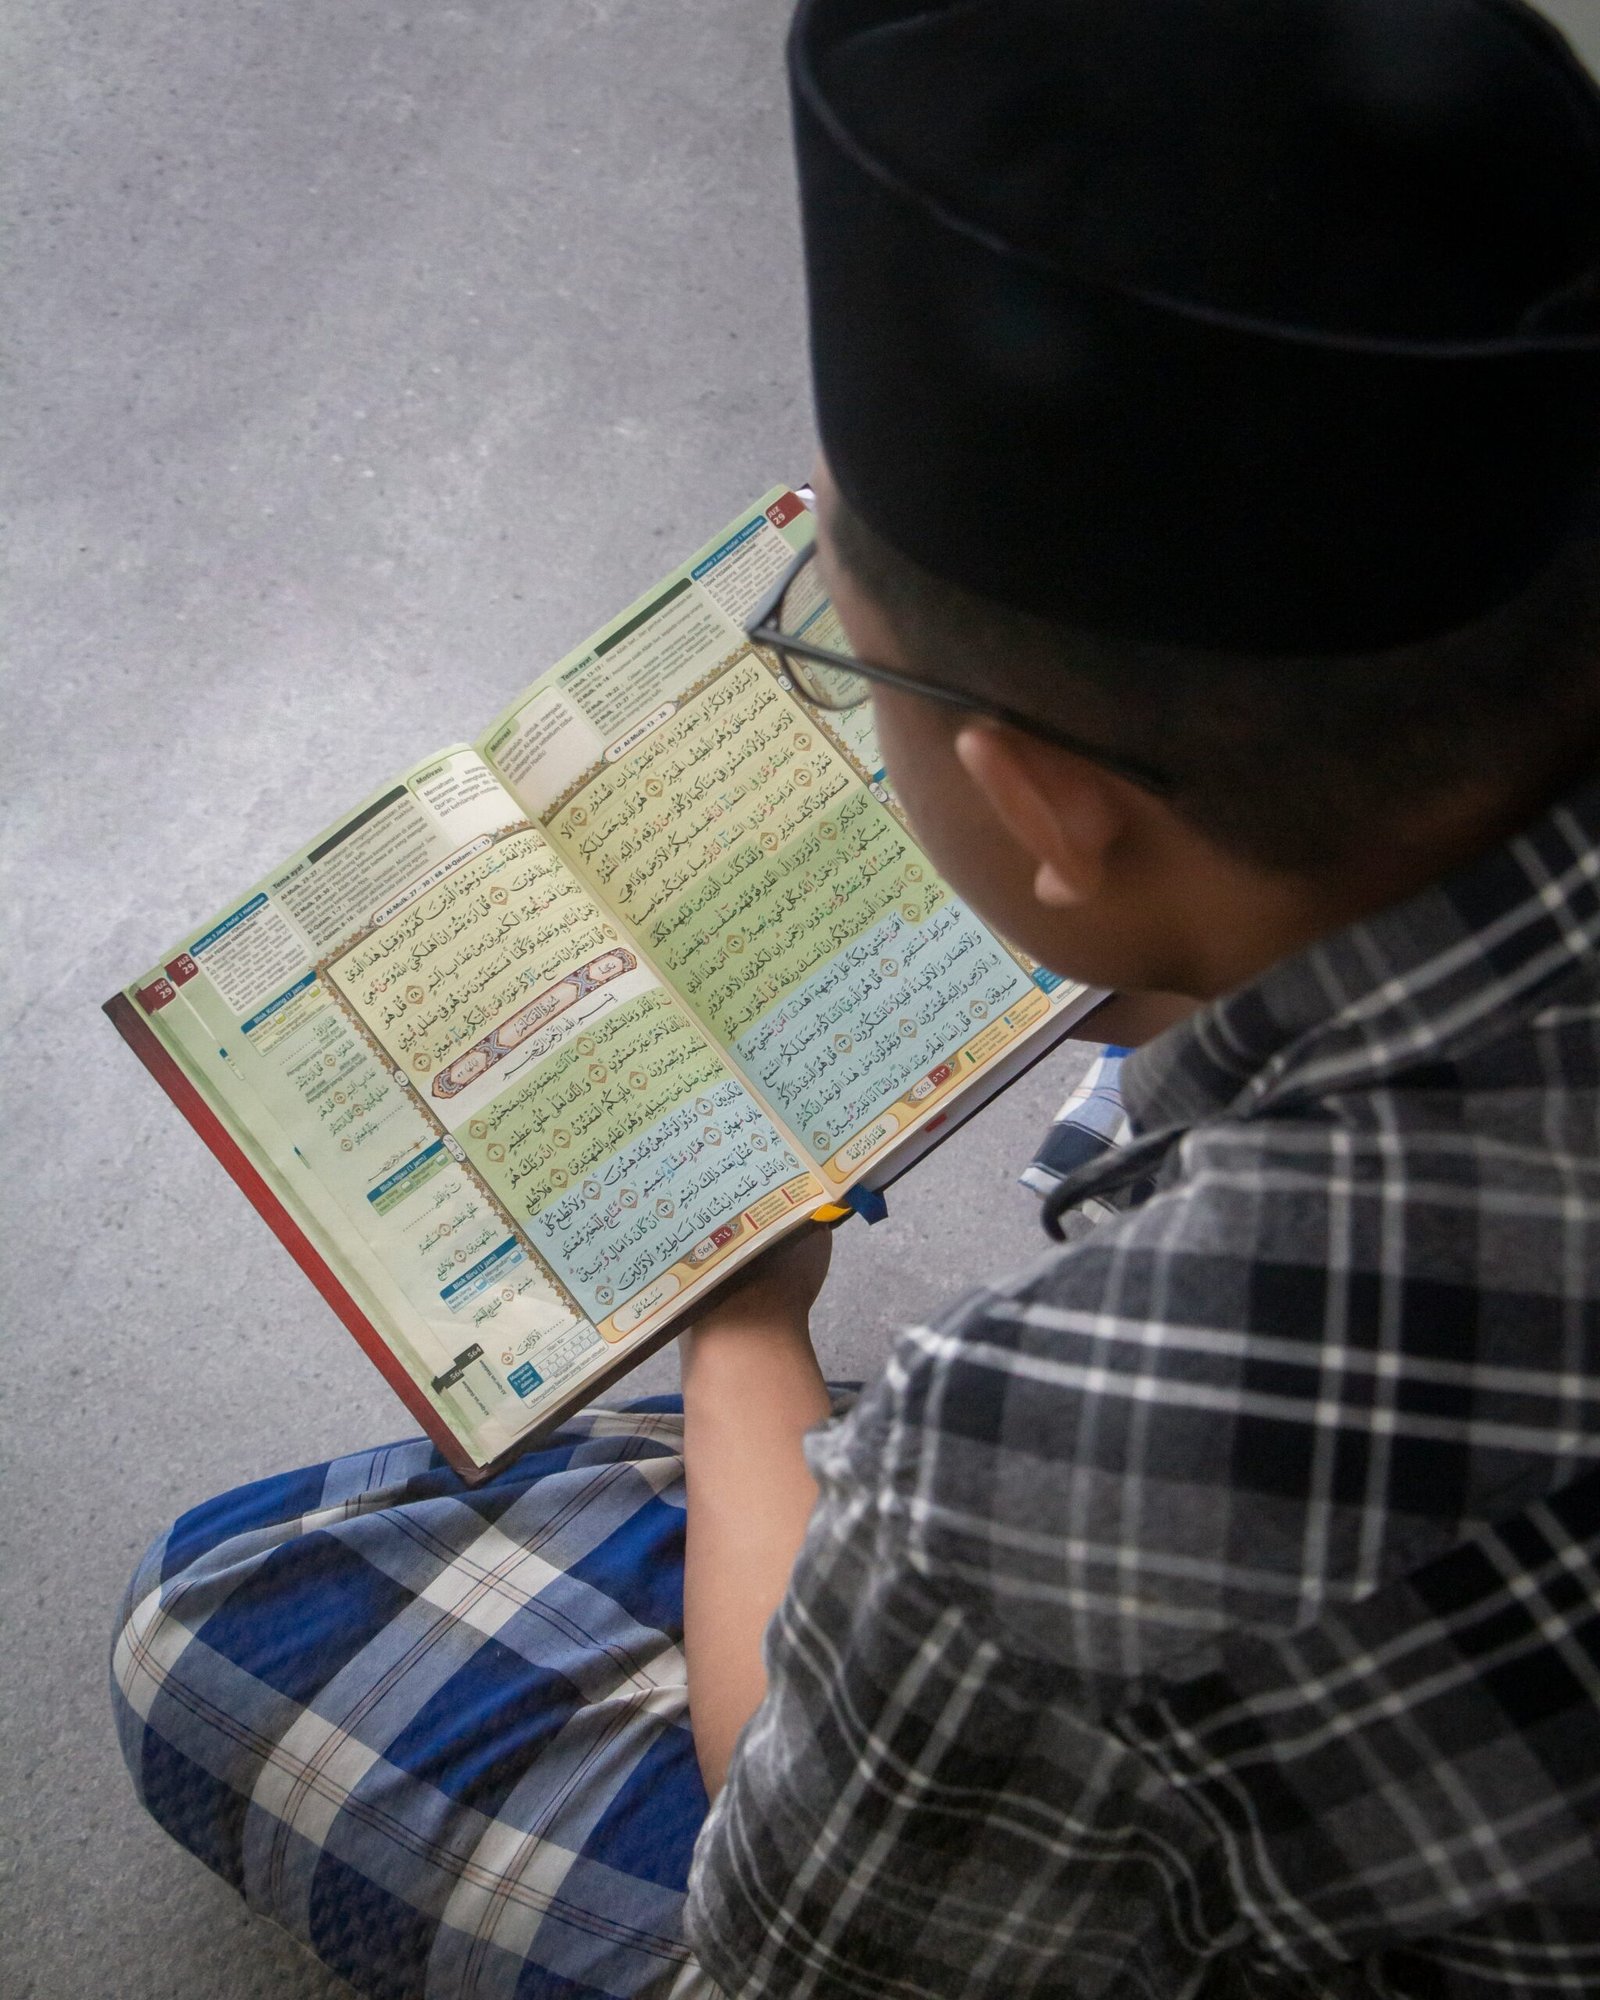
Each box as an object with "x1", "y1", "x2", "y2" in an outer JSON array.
[{"x1": 111, "y1": 1398, "x2": 713, "y2": 2000}]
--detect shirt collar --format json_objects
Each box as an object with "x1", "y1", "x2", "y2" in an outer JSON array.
[{"x1": 1121, "y1": 771, "x2": 1600, "y2": 1139}]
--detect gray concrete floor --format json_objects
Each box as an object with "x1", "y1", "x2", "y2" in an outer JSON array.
[
  {"x1": 11, "y1": 4, "x2": 1600, "y2": 1996},
  {"x1": 2, "y1": 5, "x2": 1101, "y2": 1993}
]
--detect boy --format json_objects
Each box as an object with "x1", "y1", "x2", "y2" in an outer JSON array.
[{"x1": 115, "y1": 1, "x2": 1600, "y2": 1994}]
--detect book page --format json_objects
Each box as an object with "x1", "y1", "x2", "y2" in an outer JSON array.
[
  {"x1": 479, "y1": 491, "x2": 1085, "y2": 1191},
  {"x1": 320, "y1": 826, "x2": 817, "y2": 1336},
  {"x1": 123, "y1": 748, "x2": 819, "y2": 1469}
]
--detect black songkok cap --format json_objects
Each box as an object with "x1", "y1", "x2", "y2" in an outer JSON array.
[{"x1": 789, "y1": 0, "x2": 1600, "y2": 653}]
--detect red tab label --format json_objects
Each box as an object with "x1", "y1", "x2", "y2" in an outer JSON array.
[
  {"x1": 165, "y1": 953, "x2": 199, "y2": 986},
  {"x1": 137, "y1": 977, "x2": 176, "y2": 1013},
  {"x1": 765, "y1": 491, "x2": 806, "y2": 531}
]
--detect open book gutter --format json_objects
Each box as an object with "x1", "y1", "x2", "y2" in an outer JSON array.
[{"x1": 107, "y1": 487, "x2": 1099, "y2": 1480}]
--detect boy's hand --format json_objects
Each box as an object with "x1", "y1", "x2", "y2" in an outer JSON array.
[
  {"x1": 679, "y1": 1222, "x2": 832, "y2": 1421},
  {"x1": 685, "y1": 1224, "x2": 833, "y2": 1342}
]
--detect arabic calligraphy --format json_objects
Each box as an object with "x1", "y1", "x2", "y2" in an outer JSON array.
[
  {"x1": 730, "y1": 901, "x2": 1032, "y2": 1154},
  {"x1": 459, "y1": 988, "x2": 799, "y2": 1319},
  {"x1": 326, "y1": 829, "x2": 615, "y2": 1084},
  {"x1": 549, "y1": 661, "x2": 946, "y2": 1045},
  {"x1": 651, "y1": 788, "x2": 941, "y2": 1042},
  {"x1": 464, "y1": 987, "x2": 726, "y2": 1209},
  {"x1": 282, "y1": 1005, "x2": 420, "y2": 1155},
  {"x1": 405, "y1": 1183, "x2": 497, "y2": 1286},
  {"x1": 431, "y1": 946, "x2": 637, "y2": 1098},
  {"x1": 526, "y1": 1075, "x2": 799, "y2": 1317}
]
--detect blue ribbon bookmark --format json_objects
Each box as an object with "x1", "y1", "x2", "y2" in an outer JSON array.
[{"x1": 844, "y1": 1182, "x2": 889, "y2": 1225}]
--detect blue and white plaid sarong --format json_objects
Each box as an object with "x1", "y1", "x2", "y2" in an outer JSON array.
[
  {"x1": 1016, "y1": 1044, "x2": 1131, "y2": 1203},
  {"x1": 111, "y1": 1395, "x2": 735, "y2": 1998},
  {"x1": 111, "y1": 1053, "x2": 1130, "y2": 1997}
]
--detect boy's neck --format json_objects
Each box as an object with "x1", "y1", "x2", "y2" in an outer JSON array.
[{"x1": 1173, "y1": 768, "x2": 1584, "y2": 1001}]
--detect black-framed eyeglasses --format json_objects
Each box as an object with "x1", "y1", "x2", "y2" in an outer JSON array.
[{"x1": 744, "y1": 542, "x2": 1177, "y2": 797}]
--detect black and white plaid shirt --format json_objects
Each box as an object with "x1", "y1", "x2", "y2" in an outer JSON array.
[{"x1": 685, "y1": 776, "x2": 1600, "y2": 1999}]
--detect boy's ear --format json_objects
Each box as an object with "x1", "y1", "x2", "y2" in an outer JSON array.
[{"x1": 953, "y1": 722, "x2": 1125, "y2": 909}]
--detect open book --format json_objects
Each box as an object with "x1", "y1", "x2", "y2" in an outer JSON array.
[{"x1": 106, "y1": 489, "x2": 1098, "y2": 1477}]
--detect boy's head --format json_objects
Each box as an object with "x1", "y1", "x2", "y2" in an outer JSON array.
[{"x1": 787, "y1": 0, "x2": 1600, "y2": 996}]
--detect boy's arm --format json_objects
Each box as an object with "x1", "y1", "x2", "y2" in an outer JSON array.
[
  {"x1": 679, "y1": 1288, "x2": 1236, "y2": 2000},
  {"x1": 680, "y1": 1229, "x2": 833, "y2": 1797},
  {"x1": 676, "y1": 990, "x2": 1184, "y2": 1797}
]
